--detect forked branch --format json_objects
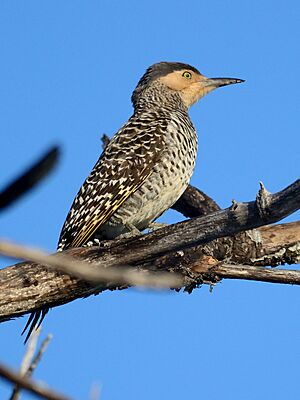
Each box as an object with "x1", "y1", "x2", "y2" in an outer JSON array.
[{"x1": 0, "y1": 179, "x2": 299, "y2": 322}]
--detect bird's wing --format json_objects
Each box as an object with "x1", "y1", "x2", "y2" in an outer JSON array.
[{"x1": 58, "y1": 118, "x2": 167, "y2": 249}]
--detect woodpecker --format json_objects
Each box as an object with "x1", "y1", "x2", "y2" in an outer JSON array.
[{"x1": 23, "y1": 61, "x2": 244, "y2": 342}]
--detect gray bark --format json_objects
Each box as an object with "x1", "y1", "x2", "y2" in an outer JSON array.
[{"x1": 0, "y1": 179, "x2": 299, "y2": 322}]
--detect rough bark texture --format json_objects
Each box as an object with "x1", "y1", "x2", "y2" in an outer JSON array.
[
  {"x1": 0, "y1": 179, "x2": 299, "y2": 322},
  {"x1": 171, "y1": 184, "x2": 221, "y2": 217}
]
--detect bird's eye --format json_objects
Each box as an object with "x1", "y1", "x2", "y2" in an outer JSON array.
[{"x1": 182, "y1": 71, "x2": 192, "y2": 79}]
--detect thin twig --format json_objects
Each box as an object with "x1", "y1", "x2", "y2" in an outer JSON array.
[
  {"x1": 214, "y1": 263, "x2": 300, "y2": 284},
  {"x1": 26, "y1": 334, "x2": 53, "y2": 379},
  {"x1": 100, "y1": 134, "x2": 110, "y2": 150},
  {"x1": 20, "y1": 328, "x2": 40, "y2": 375},
  {"x1": 10, "y1": 329, "x2": 41, "y2": 400},
  {"x1": 0, "y1": 240, "x2": 182, "y2": 289},
  {"x1": 0, "y1": 363, "x2": 71, "y2": 400}
]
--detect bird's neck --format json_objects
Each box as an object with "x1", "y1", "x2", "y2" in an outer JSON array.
[{"x1": 132, "y1": 81, "x2": 188, "y2": 114}]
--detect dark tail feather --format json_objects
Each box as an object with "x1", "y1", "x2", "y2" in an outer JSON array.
[
  {"x1": 36, "y1": 309, "x2": 48, "y2": 331},
  {"x1": 21, "y1": 312, "x2": 37, "y2": 336},
  {"x1": 22, "y1": 309, "x2": 49, "y2": 344}
]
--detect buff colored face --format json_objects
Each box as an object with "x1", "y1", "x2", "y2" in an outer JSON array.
[
  {"x1": 159, "y1": 69, "x2": 242, "y2": 108},
  {"x1": 159, "y1": 69, "x2": 215, "y2": 107}
]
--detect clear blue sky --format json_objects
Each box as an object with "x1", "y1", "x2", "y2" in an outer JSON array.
[{"x1": 0, "y1": 1, "x2": 299, "y2": 399}]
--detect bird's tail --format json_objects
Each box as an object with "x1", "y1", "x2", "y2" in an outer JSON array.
[{"x1": 21, "y1": 309, "x2": 49, "y2": 344}]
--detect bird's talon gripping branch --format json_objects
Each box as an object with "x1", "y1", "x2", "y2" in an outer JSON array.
[{"x1": 117, "y1": 223, "x2": 142, "y2": 239}]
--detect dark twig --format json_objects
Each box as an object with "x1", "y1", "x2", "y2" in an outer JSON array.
[
  {"x1": 0, "y1": 363, "x2": 71, "y2": 400},
  {"x1": 101, "y1": 134, "x2": 110, "y2": 150},
  {"x1": 0, "y1": 146, "x2": 60, "y2": 211},
  {"x1": 172, "y1": 184, "x2": 221, "y2": 218}
]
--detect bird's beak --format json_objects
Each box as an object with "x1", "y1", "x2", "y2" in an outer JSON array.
[
  {"x1": 182, "y1": 74, "x2": 244, "y2": 107},
  {"x1": 201, "y1": 76, "x2": 245, "y2": 88},
  {"x1": 189, "y1": 76, "x2": 245, "y2": 104}
]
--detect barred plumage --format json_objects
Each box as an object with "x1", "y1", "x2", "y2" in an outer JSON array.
[
  {"x1": 23, "y1": 61, "x2": 244, "y2": 342},
  {"x1": 58, "y1": 108, "x2": 197, "y2": 249}
]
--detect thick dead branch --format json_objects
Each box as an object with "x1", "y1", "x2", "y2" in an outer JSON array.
[
  {"x1": 0, "y1": 179, "x2": 299, "y2": 322},
  {"x1": 0, "y1": 363, "x2": 71, "y2": 400},
  {"x1": 0, "y1": 146, "x2": 60, "y2": 211},
  {"x1": 172, "y1": 184, "x2": 221, "y2": 218},
  {"x1": 0, "y1": 240, "x2": 182, "y2": 288}
]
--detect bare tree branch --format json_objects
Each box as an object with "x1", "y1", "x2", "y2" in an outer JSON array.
[
  {"x1": 0, "y1": 146, "x2": 60, "y2": 211},
  {"x1": 0, "y1": 240, "x2": 182, "y2": 288},
  {"x1": 193, "y1": 262, "x2": 300, "y2": 285},
  {"x1": 172, "y1": 184, "x2": 221, "y2": 218},
  {"x1": 0, "y1": 363, "x2": 71, "y2": 400},
  {"x1": 0, "y1": 179, "x2": 299, "y2": 322}
]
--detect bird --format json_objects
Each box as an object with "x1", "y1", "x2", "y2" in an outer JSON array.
[{"x1": 22, "y1": 61, "x2": 244, "y2": 342}]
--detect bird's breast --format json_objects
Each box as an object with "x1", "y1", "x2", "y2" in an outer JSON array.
[{"x1": 103, "y1": 114, "x2": 198, "y2": 237}]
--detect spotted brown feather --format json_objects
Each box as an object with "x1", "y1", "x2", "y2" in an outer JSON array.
[{"x1": 58, "y1": 116, "x2": 166, "y2": 249}]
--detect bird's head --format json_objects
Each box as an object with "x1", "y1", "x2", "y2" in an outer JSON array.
[{"x1": 132, "y1": 62, "x2": 244, "y2": 110}]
